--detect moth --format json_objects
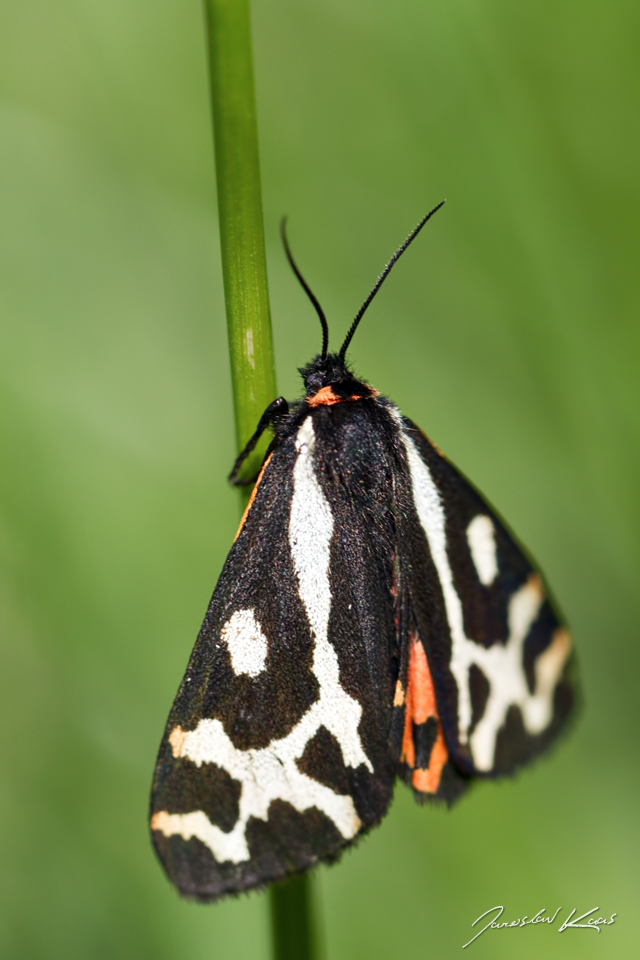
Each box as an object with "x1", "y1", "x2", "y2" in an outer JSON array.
[{"x1": 150, "y1": 203, "x2": 575, "y2": 901}]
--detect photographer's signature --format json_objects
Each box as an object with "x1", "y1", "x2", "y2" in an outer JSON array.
[{"x1": 463, "y1": 905, "x2": 617, "y2": 948}]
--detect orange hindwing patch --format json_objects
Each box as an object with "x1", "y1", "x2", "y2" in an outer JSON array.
[{"x1": 401, "y1": 635, "x2": 449, "y2": 796}]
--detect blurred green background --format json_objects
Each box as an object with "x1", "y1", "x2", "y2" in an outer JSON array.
[{"x1": 0, "y1": 0, "x2": 638, "y2": 957}]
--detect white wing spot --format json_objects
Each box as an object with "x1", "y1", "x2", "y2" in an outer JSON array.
[
  {"x1": 220, "y1": 609, "x2": 268, "y2": 677},
  {"x1": 466, "y1": 515, "x2": 499, "y2": 586},
  {"x1": 152, "y1": 416, "x2": 372, "y2": 863},
  {"x1": 394, "y1": 408, "x2": 571, "y2": 772}
]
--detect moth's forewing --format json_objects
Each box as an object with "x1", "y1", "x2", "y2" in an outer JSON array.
[{"x1": 150, "y1": 407, "x2": 399, "y2": 901}]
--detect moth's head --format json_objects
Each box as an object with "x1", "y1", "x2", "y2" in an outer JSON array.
[{"x1": 299, "y1": 352, "x2": 366, "y2": 398}]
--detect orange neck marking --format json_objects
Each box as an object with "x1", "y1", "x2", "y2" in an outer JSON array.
[{"x1": 307, "y1": 385, "x2": 378, "y2": 407}]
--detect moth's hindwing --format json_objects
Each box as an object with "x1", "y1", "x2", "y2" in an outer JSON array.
[
  {"x1": 150, "y1": 410, "x2": 397, "y2": 901},
  {"x1": 392, "y1": 412, "x2": 575, "y2": 784}
]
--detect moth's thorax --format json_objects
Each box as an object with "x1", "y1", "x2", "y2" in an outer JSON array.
[{"x1": 300, "y1": 352, "x2": 377, "y2": 406}]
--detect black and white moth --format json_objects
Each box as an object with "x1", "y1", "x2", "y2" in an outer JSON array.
[{"x1": 150, "y1": 203, "x2": 575, "y2": 901}]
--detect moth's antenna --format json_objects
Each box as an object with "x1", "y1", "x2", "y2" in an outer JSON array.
[
  {"x1": 338, "y1": 200, "x2": 446, "y2": 361},
  {"x1": 280, "y1": 218, "x2": 329, "y2": 360}
]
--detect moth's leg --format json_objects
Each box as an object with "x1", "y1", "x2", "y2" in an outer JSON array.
[{"x1": 228, "y1": 396, "x2": 289, "y2": 486}]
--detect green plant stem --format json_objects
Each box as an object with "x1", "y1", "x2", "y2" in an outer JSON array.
[
  {"x1": 202, "y1": 2, "x2": 318, "y2": 958},
  {"x1": 204, "y1": 0, "x2": 276, "y2": 496},
  {"x1": 270, "y1": 874, "x2": 318, "y2": 960}
]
